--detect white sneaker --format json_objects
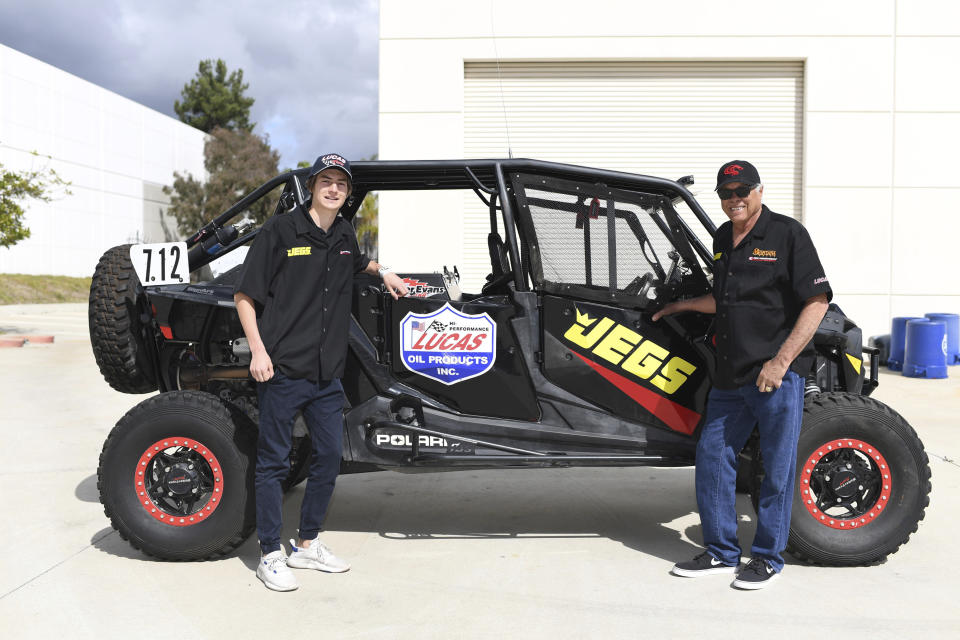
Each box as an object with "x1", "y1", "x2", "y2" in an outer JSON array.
[
  {"x1": 287, "y1": 537, "x2": 351, "y2": 573},
  {"x1": 256, "y1": 549, "x2": 299, "y2": 591}
]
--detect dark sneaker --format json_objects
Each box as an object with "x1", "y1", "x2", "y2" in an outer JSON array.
[
  {"x1": 731, "y1": 558, "x2": 778, "y2": 590},
  {"x1": 671, "y1": 551, "x2": 738, "y2": 577}
]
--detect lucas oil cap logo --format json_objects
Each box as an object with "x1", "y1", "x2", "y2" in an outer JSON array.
[{"x1": 399, "y1": 303, "x2": 496, "y2": 385}]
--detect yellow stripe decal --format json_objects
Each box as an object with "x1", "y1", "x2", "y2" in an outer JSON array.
[
  {"x1": 845, "y1": 353, "x2": 862, "y2": 374},
  {"x1": 713, "y1": 252, "x2": 722, "y2": 260}
]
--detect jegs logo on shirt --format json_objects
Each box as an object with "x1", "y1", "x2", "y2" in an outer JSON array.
[{"x1": 287, "y1": 246, "x2": 311, "y2": 257}]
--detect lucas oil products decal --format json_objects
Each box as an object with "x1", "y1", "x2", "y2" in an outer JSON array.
[{"x1": 399, "y1": 303, "x2": 496, "y2": 385}]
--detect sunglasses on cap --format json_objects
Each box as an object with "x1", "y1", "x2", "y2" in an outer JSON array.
[{"x1": 717, "y1": 184, "x2": 757, "y2": 200}]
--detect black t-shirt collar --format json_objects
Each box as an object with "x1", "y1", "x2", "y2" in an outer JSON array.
[
  {"x1": 721, "y1": 204, "x2": 772, "y2": 250},
  {"x1": 294, "y1": 205, "x2": 348, "y2": 243}
]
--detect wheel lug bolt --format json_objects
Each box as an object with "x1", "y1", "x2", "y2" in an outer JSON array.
[
  {"x1": 192, "y1": 488, "x2": 198, "y2": 494},
  {"x1": 825, "y1": 475, "x2": 831, "y2": 481},
  {"x1": 836, "y1": 498, "x2": 842, "y2": 503},
  {"x1": 858, "y1": 485, "x2": 863, "y2": 491},
  {"x1": 164, "y1": 467, "x2": 171, "y2": 472},
  {"x1": 846, "y1": 463, "x2": 852, "y2": 469},
  {"x1": 168, "y1": 491, "x2": 174, "y2": 497},
  {"x1": 188, "y1": 464, "x2": 194, "y2": 470}
]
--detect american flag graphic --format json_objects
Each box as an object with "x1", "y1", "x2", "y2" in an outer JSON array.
[{"x1": 411, "y1": 320, "x2": 426, "y2": 333}]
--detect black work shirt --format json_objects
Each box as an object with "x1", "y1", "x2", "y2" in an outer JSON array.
[
  {"x1": 712, "y1": 205, "x2": 833, "y2": 389},
  {"x1": 235, "y1": 207, "x2": 368, "y2": 382}
]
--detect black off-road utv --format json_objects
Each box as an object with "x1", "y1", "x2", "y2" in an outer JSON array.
[{"x1": 90, "y1": 159, "x2": 930, "y2": 564}]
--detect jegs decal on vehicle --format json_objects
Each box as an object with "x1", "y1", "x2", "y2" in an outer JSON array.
[
  {"x1": 399, "y1": 303, "x2": 496, "y2": 385},
  {"x1": 563, "y1": 307, "x2": 697, "y2": 395}
]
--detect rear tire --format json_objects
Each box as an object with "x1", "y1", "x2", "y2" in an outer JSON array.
[
  {"x1": 781, "y1": 393, "x2": 930, "y2": 565},
  {"x1": 88, "y1": 244, "x2": 158, "y2": 393},
  {"x1": 98, "y1": 391, "x2": 256, "y2": 560}
]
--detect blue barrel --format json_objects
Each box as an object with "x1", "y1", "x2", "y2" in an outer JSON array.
[
  {"x1": 888, "y1": 316, "x2": 922, "y2": 371},
  {"x1": 902, "y1": 319, "x2": 948, "y2": 379},
  {"x1": 925, "y1": 313, "x2": 960, "y2": 365}
]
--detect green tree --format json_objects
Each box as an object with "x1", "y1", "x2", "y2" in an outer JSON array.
[
  {"x1": 166, "y1": 127, "x2": 280, "y2": 234},
  {"x1": 354, "y1": 192, "x2": 378, "y2": 260},
  {"x1": 174, "y1": 59, "x2": 255, "y2": 133},
  {"x1": 0, "y1": 154, "x2": 70, "y2": 248}
]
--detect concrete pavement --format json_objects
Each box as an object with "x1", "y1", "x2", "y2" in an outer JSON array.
[{"x1": 0, "y1": 303, "x2": 958, "y2": 639}]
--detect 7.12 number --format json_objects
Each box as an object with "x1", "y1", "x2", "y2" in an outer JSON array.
[{"x1": 129, "y1": 242, "x2": 188, "y2": 286}]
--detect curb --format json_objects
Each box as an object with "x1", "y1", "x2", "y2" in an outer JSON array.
[{"x1": 0, "y1": 335, "x2": 55, "y2": 347}]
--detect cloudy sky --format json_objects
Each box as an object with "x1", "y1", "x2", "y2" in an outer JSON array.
[{"x1": 0, "y1": 0, "x2": 379, "y2": 169}]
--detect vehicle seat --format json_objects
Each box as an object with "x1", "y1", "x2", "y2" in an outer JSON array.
[{"x1": 487, "y1": 232, "x2": 511, "y2": 280}]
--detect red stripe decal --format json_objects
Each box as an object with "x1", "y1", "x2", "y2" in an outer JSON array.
[
  {"x1": 160, "y1": 325, "x2": 173, "y2": 340},
  {"x1": 571, "y1": 351, "x2": 700, "y2": 435}
]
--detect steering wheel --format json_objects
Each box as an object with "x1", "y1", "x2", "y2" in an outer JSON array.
[{"x1": 481, "y1": 270, "x2": 514, "y2": 295}]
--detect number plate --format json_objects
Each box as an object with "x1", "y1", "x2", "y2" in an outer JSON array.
[{"x1": 129, "y1": 242, "x2": 188, "y2": 286}]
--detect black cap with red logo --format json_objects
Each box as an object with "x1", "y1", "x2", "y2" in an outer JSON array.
[
  {"x1": 308, "y1": 153, "x2": 353, "y2": 184},
  {"x1": 715, "y1": 160, "x2": 761, "y2": 190}
]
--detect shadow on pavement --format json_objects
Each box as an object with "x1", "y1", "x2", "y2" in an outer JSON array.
[
  {"x1": 92, "y1": 467, "x2": 774, "y2": 570},
  {"x1": 75, "y1": 474, "x2": 99, "y2": 503}
]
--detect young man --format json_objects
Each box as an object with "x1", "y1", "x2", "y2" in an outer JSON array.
[
  {"x1": 653, "y1": 160, "x2": 831, "y2": 589},
  {"x1": 234, "y1": 153, "x2": 408, "y2": 591}
]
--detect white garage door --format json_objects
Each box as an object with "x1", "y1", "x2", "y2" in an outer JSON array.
[{"x1": 461, "y1": 60, "x2": 803, "y2": 289}]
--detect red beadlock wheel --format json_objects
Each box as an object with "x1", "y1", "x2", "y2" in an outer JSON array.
[
  {"x1": 134, "y1": 437, "x2": 225, "y2": 527},
  {"x1": 799, "y1": 438, "x2": 892, "y2": 530}
]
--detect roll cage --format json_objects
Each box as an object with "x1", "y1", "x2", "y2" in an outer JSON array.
[{"x1": 183, "y1": 158, "x2": 717, "y2": 302}]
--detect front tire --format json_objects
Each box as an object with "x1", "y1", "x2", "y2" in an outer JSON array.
[
  {"x1": 98, "y1": 391, "x2": 256, "y2": 560},
  {"x1": 786, "y1": 393, "x2": 931, "y2": 565}
]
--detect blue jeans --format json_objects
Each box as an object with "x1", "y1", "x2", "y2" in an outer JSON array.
[
  {"x1": 695, "y1": 370, "x2": 804, "y2": 572},
  {"x1": 255, "y1": 373, "x2": 345, "y2": 554}
]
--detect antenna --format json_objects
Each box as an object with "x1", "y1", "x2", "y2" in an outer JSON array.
[{"x1": 489, "y1": 1, "x2": 513, "y2": 158}]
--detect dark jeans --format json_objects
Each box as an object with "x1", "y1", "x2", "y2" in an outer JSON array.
[
  {"x1": 695, "y1": 370, "x2": 804, "y2": 572},
  {"x1": 255, "y1": 372, "x2": 344, "y2": 554}
]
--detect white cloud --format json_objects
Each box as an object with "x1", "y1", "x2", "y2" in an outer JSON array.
[{"x1": 0, "y1": 0, "x2": 379, "y2": 168}]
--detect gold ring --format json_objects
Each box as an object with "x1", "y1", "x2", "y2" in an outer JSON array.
[{"x1": 764, "y1": 386, "x2": 772, "y2": 392}]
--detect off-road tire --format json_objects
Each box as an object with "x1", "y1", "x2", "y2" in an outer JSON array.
[
  {"x1": 88, "y1": 244, "x2": 158, "y2": 393},
  {"x1": 747, "y1": 392, "x2": 931, "y2": 565},
  {"x1": 98, "y1": 391, "x2": 257, "y2": 560}
]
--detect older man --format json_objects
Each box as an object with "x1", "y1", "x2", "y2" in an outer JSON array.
[
  {"x1": 653, "y1": 160, "x2": 831, "y2": 589},
  {"x1": 235, "y1": 153, "x2": 408, "y2": 591}
]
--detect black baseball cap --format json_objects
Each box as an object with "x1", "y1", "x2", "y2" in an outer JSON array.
[
  {"x1": 308, "y1": 153, "x2": 352, "y2": 184},
  {"x1": 715, "y1": 160, "x2": 761, "y2": 190}
]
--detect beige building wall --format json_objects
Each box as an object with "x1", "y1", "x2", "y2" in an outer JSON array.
[{"x1": 378, "y1": 0, "x2": 960, "y2": 337}]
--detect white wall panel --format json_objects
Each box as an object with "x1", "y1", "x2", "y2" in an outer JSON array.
[
  {"x1": 805, "y1": 39, "x2": 893, "y2": 112},
  {"x1": 897, "y1": 0, "x2": 960, "y2": 36},
  {"x1": 895, "y1": 38, "x2": 960, "y2": 111},
  {"x1": 891, "y1": 188, "x2": 960, "y2": 295},
  {"x1": 806, "y1": 112, "x2": 893, "y2": 188},
  {"x1": 894, "y1": 113, "x2": 960, "y2": 187},
  {"x1": 805, "y1": 187, "x2": 891, "y2": 296},
  {"x1": 382, "y1": 0, "x2": 894, "y2": 39}
]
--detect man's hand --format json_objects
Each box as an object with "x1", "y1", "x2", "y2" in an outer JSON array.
[
  {"x1": 651, "y1": 294, "x2": 716, "y2": 322},
  {"x1": 382, "y1": 272, "x2": 408, "y2": 300},
  {"x1": 652, "y1": 301, "x2": 683, "y2": 322},
  {"x1": 249, "y1": 348, "x2": 274, "y2": 382},
  {"x1": 756, "y1": 357, "x2": 789, "y2": 393}
]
